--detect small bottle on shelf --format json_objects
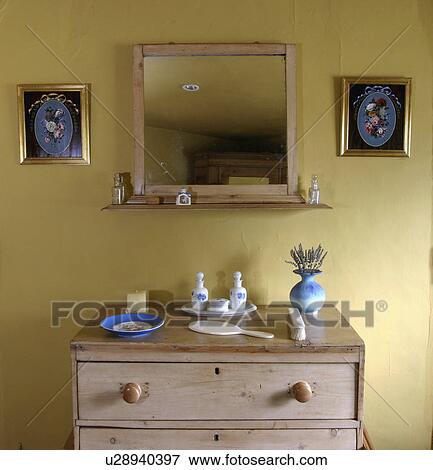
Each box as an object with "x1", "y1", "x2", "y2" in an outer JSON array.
[
  {"x1": 112, "y1": 173, "x2": 125, "y2": 204},
  {"x1": 308, "y1": 175, "x2": 320, "y2": 204},
  {"x1": 176, "y1": 188, "x2": 192, "y2": 206}
]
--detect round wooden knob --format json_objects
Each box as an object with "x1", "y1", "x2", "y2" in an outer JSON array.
[
  {"x1": 291, "y1": 381, "x2": 312, "y2": 403},
  {"x1": 123, "y1": 383, "x2": 142, "y2": 403}
]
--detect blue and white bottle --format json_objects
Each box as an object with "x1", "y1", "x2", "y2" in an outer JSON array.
[
  {"x1": 230, "y1": 271, "x2": 247, "y2": 311},
  {"x1": 191, "y1": 272, "x2": 208, "y2": 311}
]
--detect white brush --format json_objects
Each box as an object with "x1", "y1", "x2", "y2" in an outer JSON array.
[
  {"x1": 189, "y1": 320, "x2": 274, "y2": 339},
  {"x1": 288, "y1": 308, "x2": 306, "y2": 341}
]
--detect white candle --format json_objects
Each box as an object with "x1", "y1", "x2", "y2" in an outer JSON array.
[{"x1": 127, "y1": 290, "x2": 148, "y2": 312}]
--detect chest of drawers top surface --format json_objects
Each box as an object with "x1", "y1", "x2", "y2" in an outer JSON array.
[{"x1": 71, "y1": 306, "x2": 363, "y2": 360}]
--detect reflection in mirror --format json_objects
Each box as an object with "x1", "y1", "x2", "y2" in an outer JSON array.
[{"x1": 143, "y1": 55, "x2": 287, "y2": 185}]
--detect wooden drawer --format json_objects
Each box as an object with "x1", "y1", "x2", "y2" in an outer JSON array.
[
  {"x1": 77, "y1": 362, "x2": 356, "y2": 420},
  {"x1": 80, "y1": 427, "x2": 357, "y2": 450}
]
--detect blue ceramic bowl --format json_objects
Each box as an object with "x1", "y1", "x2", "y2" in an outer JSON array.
[{"x1": 100, "y1": 313, "x2": 164, "y2": 337}]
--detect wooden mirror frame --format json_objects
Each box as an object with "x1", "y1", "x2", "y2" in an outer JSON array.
[{"x1": 130, "y1": 43, "x2": 300, "y2": 206}]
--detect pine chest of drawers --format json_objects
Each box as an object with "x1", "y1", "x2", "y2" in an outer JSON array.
[{"x1": 71, "y1": 306, "x2": 364, "y2": 450}]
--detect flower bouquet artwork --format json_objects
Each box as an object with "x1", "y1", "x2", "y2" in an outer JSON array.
[
  {"x1": 17, "y1": 84, "x2": 90, "y2": 164},
  {"x1": 340, "y1": 77, "x2": 411, "y2": 157}
]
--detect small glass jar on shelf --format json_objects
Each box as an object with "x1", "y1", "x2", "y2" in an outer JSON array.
[
  {"x1": 112, "y1": 173, "x2": 125, "y2": 205},
  {"x1": 308, "y1": 175, "x2": 320, "y2": 205}
]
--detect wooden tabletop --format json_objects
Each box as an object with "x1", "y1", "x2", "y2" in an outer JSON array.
[{"x1": 71, "y1": 305, "x2": 364, "y2": 354}]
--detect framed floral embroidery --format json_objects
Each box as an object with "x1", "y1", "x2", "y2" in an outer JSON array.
[
  {"x1": 340, "y1": 78, "x2": 411, "y2": 157},
  {"x1": 17, "y1": 84, "x2": 90, "y2": 164}
]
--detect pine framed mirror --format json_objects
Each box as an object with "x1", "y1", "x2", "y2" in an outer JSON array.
[{"x1": 129, "y1": 43, "x2": 302, "y2": 207}]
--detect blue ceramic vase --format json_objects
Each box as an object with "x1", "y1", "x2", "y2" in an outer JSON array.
[{"x1": 290, "y1": 269, "x2": 326, "y2": 315}]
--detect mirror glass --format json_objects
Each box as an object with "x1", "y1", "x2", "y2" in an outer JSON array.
[{"x1": 142, "y1": 55, "x2": 287, "y2": 186}]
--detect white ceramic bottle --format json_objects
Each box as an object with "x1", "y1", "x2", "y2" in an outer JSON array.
[
  {"x1": 191, "y1": 272, "x2": 208, "y2": 311},
  {"x1": 230, "y1": 271, "x2": 247, "y2": 311}
]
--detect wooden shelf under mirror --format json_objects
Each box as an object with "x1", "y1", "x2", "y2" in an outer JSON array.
[
  {"x1": 103, "y1": 185, "x2": 332, "y2": 210},
  {"x1": 124, "y1": 42, "x2": 314, "y2": 210},
  {"x1": 102, "y1": 203, "x2": 332, "y2": 211}
]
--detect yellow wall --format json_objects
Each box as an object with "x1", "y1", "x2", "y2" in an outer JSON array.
[{"x1": 0, "y1": 0, "x2": 432, "y2": 449}]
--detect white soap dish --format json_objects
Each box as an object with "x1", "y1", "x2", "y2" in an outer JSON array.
[{"x1": 207, "y1": 298, "x2": 230, "y2": 313}]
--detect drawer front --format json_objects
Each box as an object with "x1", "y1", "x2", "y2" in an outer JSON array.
[
  {"x1": 78, "y1": 362, "x2": 356, "y2": 420},
  {"x1": 80, "y1": 427, "x2": 357, "y2": 450}
]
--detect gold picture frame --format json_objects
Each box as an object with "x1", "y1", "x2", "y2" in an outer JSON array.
[
  {"x1": 340, "y1": 77, "x2": 411, "y2": 157},
  {"x1": 17, "y1": 83, "x2": 90, "y2": 164}
]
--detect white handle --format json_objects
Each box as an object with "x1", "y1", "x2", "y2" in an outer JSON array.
[{"x1": 239, "y1": 329, "x2": 274, "y2": 339}]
